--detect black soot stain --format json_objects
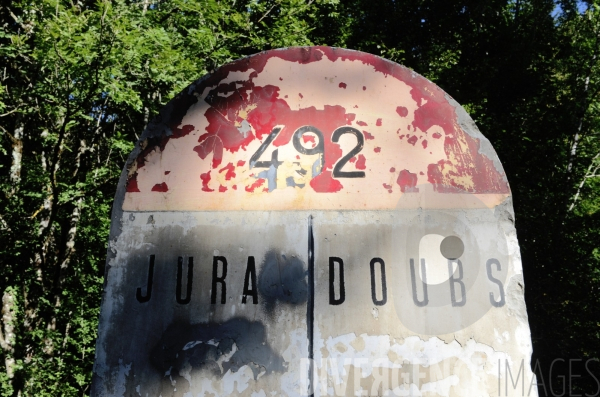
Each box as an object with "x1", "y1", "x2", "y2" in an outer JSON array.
[
  {"x1": 150, "y1": 318, "x2": 284, "y2": 379},
  {"x1": 258, "y1": 250, "x2": 308, "y2": 314}
]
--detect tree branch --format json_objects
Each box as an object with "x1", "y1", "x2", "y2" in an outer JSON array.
[{"x1": 567, "y1": 151, "x2": 600, "y2": 213}]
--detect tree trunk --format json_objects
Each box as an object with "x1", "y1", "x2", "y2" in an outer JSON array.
[
  {"x1": 0, "y1": 289, "x2": 17, "y2": 387},
  {"x1": 566, "y1": 75, "x2": 590, "y2": 179},
  {"x1": 9, "y1": 122, "x2": 23, "y2": 190},
  {"x1": 568, "y1": 152, "x2": 600, "y2": 212}
]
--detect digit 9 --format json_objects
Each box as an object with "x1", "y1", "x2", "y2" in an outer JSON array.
[{"x1": 292, "y1": 126, "x2": 325, "y2": 176}]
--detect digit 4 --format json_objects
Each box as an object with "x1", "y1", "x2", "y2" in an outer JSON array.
[{"x1": 249, "y1": 127, "x2": 283, "y2": 191}]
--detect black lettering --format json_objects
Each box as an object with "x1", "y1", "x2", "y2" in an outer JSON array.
[
  {"x1": 242, "y1": 256, "x2": 258, "y2": 304},
  {"x1": 211, "y1": 256, "x2": 227, "y2": 304},
  {"x1": 249, "y1": 127, "x2": 283, "y2": 191},
  {"x1": 329, "y1": 257, "x2": 345, "y2": 305},
  {"x1": 370, "y1": 258, "x2": 387, "y2": 306},
  {"x1": 448, "y1": 259, "x2": 466, "y2": 307},
  {"x1": 331, "y1": 127, "x2": 365, "y2": 178},
  {"x1": 136, "y1": 254, "x2": 155, "y2": 303},
  {"x1": 486, "y1": 258, "x2": 506, "y2": 307},
  {"x1": 176, "y1": 256, "x2": 193, "y2": 304},
  {"x1": 410, "y1": 258, "x2": 428, "y2": 307}
]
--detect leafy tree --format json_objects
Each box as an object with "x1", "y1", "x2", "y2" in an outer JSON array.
[
  {"x1": 1, "y1": 0, "x2": 600, "y2": 396},
  {"x1": 0, "y1": 0, "x2": 329, "y2": 395},
  {"x1": 312, "y1": 0, "x2": 600, "y2": 394}
]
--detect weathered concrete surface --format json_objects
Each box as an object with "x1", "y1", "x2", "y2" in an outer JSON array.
[{"x1": 92, "y1": 47, "x2": 536, "y2": 396}]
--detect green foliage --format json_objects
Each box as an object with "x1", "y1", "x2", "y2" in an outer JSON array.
[
  {"x1": 1, "y1": 0, "x2": 599, "y2": 395},
  {"x1": 312, "y1": 0, "x2": 600, "y2": 394},
  {"x1": 0, "y1": 0, "x2": 324, "y2": 395}
]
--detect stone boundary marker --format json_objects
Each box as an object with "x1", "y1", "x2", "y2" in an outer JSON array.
[{"x1": 91, "y1": 47, "x2": 536, "y2": 397}]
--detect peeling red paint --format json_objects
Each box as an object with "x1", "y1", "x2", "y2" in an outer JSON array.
[
  {"x1": 349, "y1": 157, "x2": 356, "y2": 163},
  {"x1": 396, "y1": 106, "x2": 408, "y2": 117},
  {"x1": 194, "y1": 73, "x2": 356, "y2": 192},
  {"x1": 219, "y1": 185, "x2": 227, "y2": 192},
  {"x1": 245, "y1": 179, "x2": 265, "y2": 192},
  {"x1": 390, "y1": 167, "x2": 396, "y2": 173},
  {"x1": 219, "y1": 163, "x2": 236, "y2": 180},
  {"x1": 200, "y1": 171, "x2": 214, "y2": 192},
  {"x1": 356, "y1": 154, "x2": 367, "y2": 170},
  {"x1": 303, "y1": 135, "x2": 316, "y2": 144},
  {"x1": 151, "y1": 182, "x2": 169, "y2": 192},
  {"x1": 127, "y1": 124, "x2": 195, "y2": 193},
  {"x1": 232, "y1": 185, "x2": 237, "y2": 190},
  {"x1": 410, "y1": 84, "x2": 453, "y2": 135},
  {"x1": 339, "y1": 82, "x2": 347, "y2": 89},
  {"x1": 397, "y1": 170, "x2": 419, "y2": 193},
  {"x1": 172, "y1": 124, "x2": 195, "y2": 139},
  {"x1": 422, "y1": 140, "x2": 428, "y2": 149},
  {"x1": 126, "y1": 175, "x2": 140, "y2": 192},
  {"x1": 427, "y1": 133, "x2": 509, "y2": 193},
  {"x1": 364, "y1": 131, "x2": 374, "y2": 140},
  {"x1": 310, "y1": 171, "x2": 342, "y2": 192},
  {"x1": 237, "y1": 160, "x2": 245, "y2": 167},
  {"x1": 299, "y1": 93, "x2": 304, "y2": 98},
  {"x1": 374, "y1": 147, "x2": 381, "y2": 153},
  {"x1": 376, "y1": 119, "x2": 382, "y2": 126},
  {"x1": 194, "y1": 135, "x2": 224, "y2": 168},
  {"x1": 127, "y1": 47, "x2": 509, "y2": 198},
  {"x1": 268, "y1": 105, "x2": 348, "y2": 186},
  {"x1": 357, "y1": 121, "x2": 367, "y2": 126}
]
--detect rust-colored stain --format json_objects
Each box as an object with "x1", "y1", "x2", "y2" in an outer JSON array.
[{"x1": 124, "y1": 47, "x2": 509, "y2": 211}]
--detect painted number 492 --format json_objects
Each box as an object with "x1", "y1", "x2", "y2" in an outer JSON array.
[{"x1": 249, "y1": 125, "x2": 365, "y2": 190}]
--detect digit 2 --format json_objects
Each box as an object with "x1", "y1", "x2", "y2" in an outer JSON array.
[{"x1": 331, "y1": 127, "x2": 365, "y2": 178}]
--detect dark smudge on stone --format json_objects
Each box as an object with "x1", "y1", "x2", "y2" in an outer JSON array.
[
  {"x1": 258, "y1": 250, "x2": 308, "y2": 314},
  {"x1": 150, "y1": 318, "x2": 284, "y2": 380}
]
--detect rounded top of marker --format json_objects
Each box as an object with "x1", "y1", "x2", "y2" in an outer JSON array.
[{"x1": 121, "y1": 47, "x2": 510, "y2": 212}]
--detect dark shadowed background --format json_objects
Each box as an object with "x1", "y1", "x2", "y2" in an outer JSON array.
[{"x1": 0, "y1": 0, "x2": 598, "y2": 395}]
